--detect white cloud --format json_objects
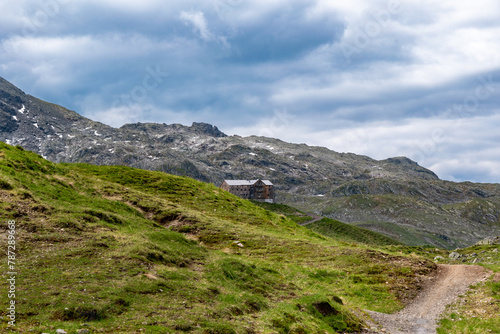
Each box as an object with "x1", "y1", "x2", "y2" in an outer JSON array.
[
  {"x1": 81, "y1": 101, "x2": 192, "y2": 129},
  {"x1": 179, "y1": 11, "x2": 214, "y2": 41},
  {"x1": 178, "y1": 10, "x2": 229, "y2": 48}
]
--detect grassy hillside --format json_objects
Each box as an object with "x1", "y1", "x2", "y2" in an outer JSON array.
[
  {"x1": 283, "y1": 190, "x2": 500, "y2": 250},
  {"x1": 0, "y1": 143, "x2": 439, "y2": 333},
  {"x1": 250, "y1": 202, "x2": 401, "y2": 247},
  {"x1": 305, "y1": 218, "x2": 402, "y2": 247}
]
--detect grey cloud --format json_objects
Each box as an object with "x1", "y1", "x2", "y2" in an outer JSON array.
[
  {"x1": 224, "y1": 4, "x2": 345, "y2": 63},
  {"x1": 1, "y1": 0, "x2": 499, "y2": 183}
]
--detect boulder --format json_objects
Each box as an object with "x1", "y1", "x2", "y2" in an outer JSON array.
[
  {"x1": 476, "y1": 236, "x2": 500, "y2": 245},
  {"x1": 449, "y1": 251, "x2": 462, "y2": 260}
]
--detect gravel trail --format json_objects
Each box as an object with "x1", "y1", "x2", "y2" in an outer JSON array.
[{"x1": 361, "y1": 264, "x2": 491, "y2": 334}]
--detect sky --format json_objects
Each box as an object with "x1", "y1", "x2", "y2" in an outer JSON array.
[{"x1": 1, "y1": 0, "x2": 499, "y2": 183}]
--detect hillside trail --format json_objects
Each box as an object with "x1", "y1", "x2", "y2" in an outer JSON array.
[
  {"x1": 361, "y1": 264, "x2": 491, "y2": 334},
  {"x1": 299, "y1": 212, "x2": 323, "y2": 225}
]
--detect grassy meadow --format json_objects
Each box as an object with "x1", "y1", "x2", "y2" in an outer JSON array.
[{"x1": 0, "y1": 142, "x2": 497, "y2": 333}]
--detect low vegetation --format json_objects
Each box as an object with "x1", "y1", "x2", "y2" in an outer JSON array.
[
  {"x1": 305, "y1": 218, "x2": 402, "y2": 247},
  {"x1": 0, "y1": 143, "x2": 491, "y2": 333}
]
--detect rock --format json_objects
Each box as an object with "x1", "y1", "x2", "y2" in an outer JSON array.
[
  {"x1": 191, "y1": 122, "x2": 227, "y2": 138},
  {"x1": 144, "y1": 273, "x2": 158, "y2": 280},
  {"x1": 493, "y1": 249, "x2": 499, "y2": 253},
  {"x1": 56, "y1": 330, "x2": 67, "y2": 334},
  {"x1": 434, "y1": 256, "x2": 444, "y2": 261},
  {"x1": 471, "y1": 258, "x2": 481, "y2": 264},
  {"x1": 77, "y1": 330, "x2": 90, "y2": 334},
  {"x1": 449, "y1": 251, "x2": 462, "y2": 260},
  {"x1": 476, "y1": 236, "x2": 500, "y2": 245},
  {"x1": 231, "y1": 241, "x2": 244, "y2": 248}
]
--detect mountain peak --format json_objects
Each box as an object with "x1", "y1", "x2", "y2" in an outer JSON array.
[
  {"x1": 381, "y1": 156, "x2": 439, "y2": 180},
  {"x1": 190, "y1": 122, "x2": 227, "y2": 137}
]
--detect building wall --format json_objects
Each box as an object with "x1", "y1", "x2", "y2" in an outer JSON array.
[
  {"x1": 221, "y1": 180, "x2": 274, "y2": 202},
  {"x1": 230, "y1": 185, "x2": 253, "y2": 199}
]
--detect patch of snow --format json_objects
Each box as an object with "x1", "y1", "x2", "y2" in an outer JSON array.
[
  {"x1": 6, "y1": 139, "x2": 11, "y2": 144},
  {"x1": 68, "y1": 135, "x2": 75, "y2": 139},
  {"x1": 269, "y1": 167, "x2": 276, "y2": 171},
  {"x1": 249, "y1": 152, "x2": 257, "y2": 156},
  {"x1": 94, "y1": 131, "x2": 102, "y2": 136},
  {"x1": 18, "y1": 105, "x2": 26, "y2": 114},
  {"x1": 315, "y1": 194, "x2": 326, "y2": 197},
  {"x1": 33, "y1": 123, "x2": 39, "y2": 128},
  {"x1": 108, "y1": 149, "x2": 115, "y2": 153},
  {"x1": 12, "y1": 116, "x2": 18, "y2": 121},
  {"x1": 57, "y1": 134, "x2": 63, "y2": 139}
]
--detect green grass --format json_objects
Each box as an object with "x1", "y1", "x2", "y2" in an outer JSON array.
[
  {"x1": 305, "y1": 218, "x2": 402, "y2": 247},
  {"x1": 352, "y1": 220, "x2": 451, "y2": 247},
  {"x1": 289, "y1": 192, "x2": 489, "y2": 249},
  {"x1": 0, "y1": 142, "x2": 440, "y2": 333},
  {"x1": 250, "y1": 200, "x2": 314, "y2": 225}
]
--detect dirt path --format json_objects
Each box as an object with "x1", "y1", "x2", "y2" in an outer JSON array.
[
  {"x1": 299, "y1": 212, "x2": 323, "y2": 225},
  {"x1": 361, "y1": 264, "x2": 492, "y2": 334}
]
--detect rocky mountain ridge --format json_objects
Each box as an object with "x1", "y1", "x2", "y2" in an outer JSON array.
[{"x1": 1, "y1": 75, "x2": 499, "y2": 248}]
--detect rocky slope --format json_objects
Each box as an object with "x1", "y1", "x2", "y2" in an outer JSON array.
[{"x1": 1, "y1": 75, "x2": 499, "y2": 248}]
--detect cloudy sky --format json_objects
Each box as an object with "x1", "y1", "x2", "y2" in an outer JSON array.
[{"x1": 1, "y1": 0, "x2": 499, "y2": 183}]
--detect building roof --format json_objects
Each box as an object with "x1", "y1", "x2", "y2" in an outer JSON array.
[{"x1": 223, "y1": 179, "x2": 273, "y2": 186}]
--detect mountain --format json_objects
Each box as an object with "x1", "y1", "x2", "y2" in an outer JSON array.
[
  {"x1": 2, "y1": 143, "x2": 499, "y2": 333},
  {"x1": 0, "y1": 141, "x2": 438, "y2": 333},
  {"x1": 1, "y1": 76, "x2": 499, "y2": 249}
]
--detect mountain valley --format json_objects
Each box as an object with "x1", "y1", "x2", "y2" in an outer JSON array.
[{"x1": 1, "y1": 76, "x2": 499, "y2": 249}]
